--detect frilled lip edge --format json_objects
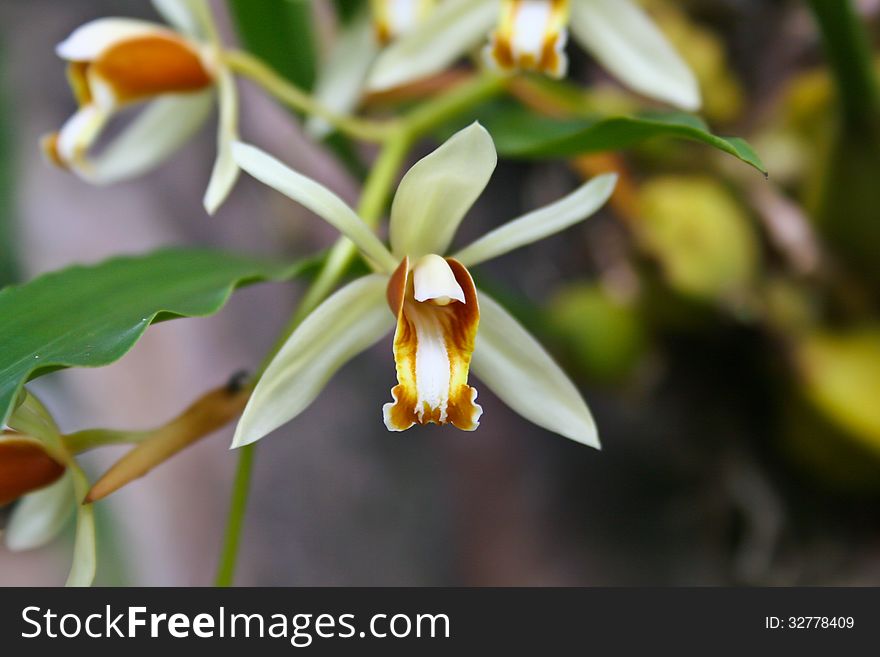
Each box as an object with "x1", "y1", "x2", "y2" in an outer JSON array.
[
  {"x1": 383, "y1": 256, "x2": 483, "y2": 431},
  {"x1": 0, "y1": 437, "x2": 67, "y2": 506}
]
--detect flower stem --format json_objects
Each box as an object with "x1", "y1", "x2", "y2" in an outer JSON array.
[
  {"x1": 222, "y1": 49, "x2": 397, "y2": 143},
  {"x1": 403, "y1": 73, "x2": 507, "y2": 137},
  {"x1": 214, "y1": 440, "x2": 255, "y2": 586},
  {"x1": 214, "y1": 72, "x2": 508, "y2": 587},
  {"x1": 262, "y1": 132, "x2": 413, "y2": 371}
]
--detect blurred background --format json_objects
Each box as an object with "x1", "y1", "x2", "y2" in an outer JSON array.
[{"x1": 2, "y1": 0, "x2": 880, "y2": 586}]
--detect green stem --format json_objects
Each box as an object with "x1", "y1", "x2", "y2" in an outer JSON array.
[
  {"x1": 222, "y1": 49, "x2": 397, "y2": 143},
  {"x1": 214, "y1": 440, "x2": 255, "y2": 587},
  {"x1": 63, "y1": 429, "x2": 151, "y2": 454},
  {"x1": 214, "y1": 72, "x2": 508, "y2": 587},
  {"x1": 806, "y1": 0, "x2": 880, "y2": 131},
  {"x1": 261, "y1": 132, "x2": 413, "y2": 373},
  {"x1": 404, "y1": 73, "x2": 507, "y2": 137}
]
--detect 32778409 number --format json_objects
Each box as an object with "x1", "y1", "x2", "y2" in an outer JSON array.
[{"x1": 787, "y1": 617, "x2": 854, "y2": 629}]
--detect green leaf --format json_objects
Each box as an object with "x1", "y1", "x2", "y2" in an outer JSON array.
[
  {"x1": 478, "y1": 105, "x2": 767, "y2": 174},
  {"x1": 0, "y1": 38, "x2": 18, "y2": 286},
  {"x1": 227, "y1": 0, "x2": 317, "y2": 90},
  {"x1": 0, "y1": 248, "x2": 312, "y2": 426}
]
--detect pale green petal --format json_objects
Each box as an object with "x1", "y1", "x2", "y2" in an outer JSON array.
[
  {"x1": 5, "y1": 474, "x2": 74, "y2": 552},
  {"x1": 152, "y1": 0, "x2": 217, "y2": 40},
  {"x1": 472, "y1": 291, "x2": 599, "y2": 448},
  {"x1": 65, "y1": 463, "x2": 96, "y2": 587},
  {"x1": 204, "y1": 69, "x2": 240, "y2": 214},
  {"x1": 569, "y1": 0, "x2": 701, "y2": 111},
  {"x1": 7, "y1": 391, "x2": 63, "y2": 457},
  {"x1": 454, "y1": 173, "x2": 617, "y2": 267},
  {"x1": 306, "y1": 13, "x2": 378, "y2": 139},
  {"x1": 232, "y1": 275, "x2": 394, "y2": 448},
  {"x1": 86, "y1": 91, "x2": 214, "y2": 185},
  {"x1": 390, "y1": 122, "x2": 496, "y2": 259},
  {"x1": 232, "y1": 142, "x2": 397, "y2": 271},
  {"x1": 366, "y1": 0, "x2": 499, "y2": 91}
]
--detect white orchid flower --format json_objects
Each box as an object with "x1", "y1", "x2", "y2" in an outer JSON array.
[
  {"x1": 308, "y1": 1, "x2": 439, "y2": 139},
  {"x1": 231, "y1": 123, "x2": 616, "y2": 448},
  {"x1": 367, "y1": 0, "x2": 701, "y2": 111},
  {"x1": 41, "y1": 0, "x2": 240, "y2": 214}
]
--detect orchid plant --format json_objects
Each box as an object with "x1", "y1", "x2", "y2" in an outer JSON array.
[{"x1": 0, "y1": 0, "x2": 767, "y2": 587}]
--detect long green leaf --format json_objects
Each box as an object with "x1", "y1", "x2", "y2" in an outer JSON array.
[
  {"x1": 0, "y1": 248, "x2": 312, "y2": 426},
  {"x1": 478, "y1": 105, "x2": 767, "y2": 174},
  {"x1": 227, "y1": 0, "x2": 317, "y2": 90},
  {"x1": 0, "y1": 38, "x2": 18, "y2": 286}
]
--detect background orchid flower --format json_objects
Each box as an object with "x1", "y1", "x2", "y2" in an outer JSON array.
[
  {"x1": 1, "y1": 435, "x2": 75, "y2": 555},
  {"x1": 230, "y1": 123, "x2": 616, "y2": 448},
  {"x1": 41, "y1": 0, "x2": 240, "y2": 214},
  {"x1": 1, "y1": 393, "x2": 95, "y2": 586},
  {"x1": 366, "y1": 0, "x2": 701, "y2": 111},
  {"x1": 307, "y1": 0, "x2": 438, "y2": 139}
]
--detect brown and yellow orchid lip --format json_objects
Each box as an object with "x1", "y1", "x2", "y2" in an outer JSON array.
[
  {"x1": 485, "y1": 0, "x2": 570, "y2": 78},
  {"x1": 384, "y1": 255, "x2": 483, "y2": 432},
  {"x1": 0, "y1": 435, "x2": 66, "y2": 506},
  {"x1": 77, "y1": 34, "x2": 214, "y2": 108}
]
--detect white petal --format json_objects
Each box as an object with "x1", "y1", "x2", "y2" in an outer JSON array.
[
  {"x1": 233, "y1": 275, "x2": 394, "y2": 447},
  {"x1": 152, "y1": 0, "x2": 211, "y2": 38},
  {"x1": 204, "y1": 69, "x2": 240, "y2": 214},
  {"x1": 232, "y1": 142, "x2": 398, "y2": 271},
  {"x1": 366, "y1": 0, "x2": 499, "y2": 91},
  {"x1": 5, "y1": 474, "x2": 74, "y2": 552},
  {"x1": 84, "y1": 91, "x2": 213, "y2": 185},
  {"x1": 454, "y1": 173, "x2": 617, "y2": 267},
  {"x1": 471, "y1": 291, "x2": 599, "y2": 448},
  {"x1": 390, "y1": 122, "x2": 496, "y2": 259},
  {"x1": 306, "y1": 13, "x2": 378, "y2": 139},
  {"x1": 55, "y1": 104, "x2": 110, "y2": 170},
  {"x1": 56, "y1": 18, "x2": 169, "y2": 61},
  {"x1": 569, "y1": 0, "x2": 701, "y2": 111}
]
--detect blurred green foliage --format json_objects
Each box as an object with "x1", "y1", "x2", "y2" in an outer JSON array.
[
  {"x1": 548, "y1": 283, "x2": 647, "y2": 383},
  {"x1": 227, "y1": 0, "x2": 317, "y2": 90},
  {"x1": 636, "y1": 176, "x2": 759, "y2": 302}
]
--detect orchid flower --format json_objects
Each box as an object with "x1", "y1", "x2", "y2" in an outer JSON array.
[
  {"x1": 1, "y1": 393, "x2": 95, "y2": 586},
  {"x1": 366, "y1": 0, "x2": 701, "y2": 111},
  {"x1": 41, "y1": 0, "x2": 240, "y2": 214},
  {"x1": 307, "y1": 0, "x2": 439, "y2": 138},
  {"x1": 1, "y1": 436, "x2": 74, "y2": 554},
  {"x1": 230, "y1": 123, "x2": 616, "y2": 448}
]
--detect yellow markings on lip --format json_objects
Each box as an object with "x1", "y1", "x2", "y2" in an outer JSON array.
[
  {"x1": 88, "y1": 34, "x2": 214, "y2": 105},
  {"x1": 0, "y1": 436, "x2": 66, "y2": 505},
  {"x1": 486, "y1": 0, "x2": 570, "y2": 78},
  {"x1": 384, "y1": 256, "x2": 483, "y2": 432},
  {"x1": 67, "y1": 61, "x2": 93, "y2": 106},
  {"x1": 40, "y1": 132, "x2": 67, "y2": 169}
]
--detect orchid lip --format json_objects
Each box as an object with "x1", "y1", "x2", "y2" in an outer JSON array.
[{"x1": 384, "y1": 257, "x2": 482, "y2": 432}]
